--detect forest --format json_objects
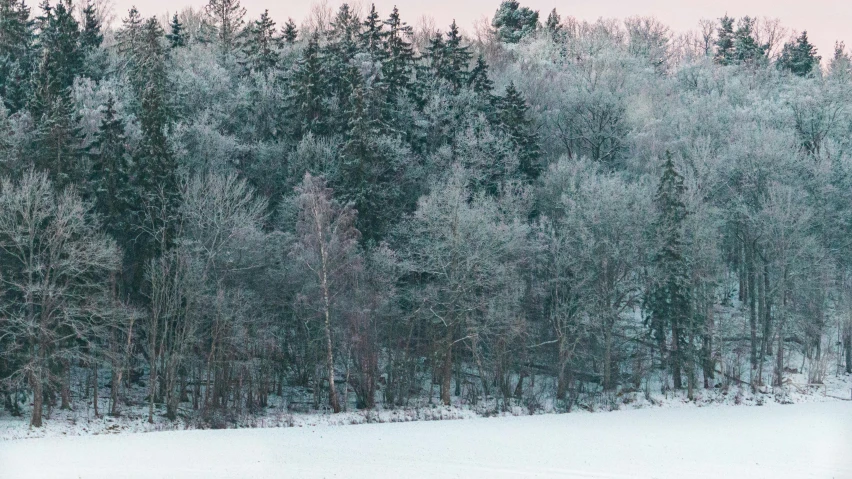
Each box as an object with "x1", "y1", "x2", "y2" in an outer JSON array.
[{"x1": 0, "y1": 0, "x2": 850, "y2": 428}]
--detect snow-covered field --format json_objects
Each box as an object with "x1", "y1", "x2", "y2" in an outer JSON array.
[{"x1": 1, "y1": 401, "x2": 849, "y2": 479}]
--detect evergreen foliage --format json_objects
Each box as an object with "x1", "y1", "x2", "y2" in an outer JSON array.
[
  {"x1": 491, "y1": 0, "x2": 539, "y2": 44},
  {"x1": 778, "y1": 31, "x2": 821, "y2": 76}
]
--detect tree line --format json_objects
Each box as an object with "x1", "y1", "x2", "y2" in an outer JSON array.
[{"x1": 0, "y1": 0, "x2": 850, "y2": 427}]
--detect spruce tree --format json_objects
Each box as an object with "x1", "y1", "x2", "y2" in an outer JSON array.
[
  {"x1": 382, "y1": 6, "x2": 414, "y2": 99},
  {"x1": 282, "y1": 17, "x2": 297, "y2": 44},
  {"x1": 0, "y1": 0, "x2": 34, "y2": 112},
  {"x1": 778, "y1": 31, "x2": 821, "y2": 77},
  {"x1": 646, "y1": 152, "x2": 691, "y2": 390},
  {"x1": 80, "y1": 0, "x2": 102, "y2": 51},
  {"x1": 491, "y1": 1, "x2": 539, "y2": 44},
  {"x1": 497, "y1": 82, "x2": 540, "y2": 180},
  {"x1": 87, "y1": 95, "x2": 133, "y2": 243},
  {"x1": 360, "y1": 4, "x2": 383, "y2": 58},
  {"x1": 288, "y1": 32, "x2": 326, "y2": 138},
  {"x1": 135, "y1": 17, "x2": 177, "y2": 223},
  {"x1": 325, "y1": 3, "x2": 361, "y2": 112},
  {"x1": 468, "y1": 54, "x2": 494, "y2": 96},
  {"x1": 30, "y1": 0, "x2": 83, "y2": 188},
  {"x1": 714, "y1": 15, "x2": 735, "y2": 66},
  {"x1": 444, "y1": 20, "x2": 471, "y2": 90},
  {"x1": 116, "y1": 7, "x2": 143, "y2": 75},
  {"x1": 829, "y1": 42, "x2": 851, "y2": 79},
  {"x1": 205, "y1": 0, "x2": 246, "y2": 55},
  {"x1": 733, "y1": 17, "x2": 766, "y2": 65},
  {"x1": 31, "y1": 0, "x2": 81, "y2": 100},
  {"x1": 166, "y1": 14, "x2": 186, "y2": 49},
  {"x1": 545, "y1": 8, "x2": 561, "y2": 36},
  {"x1": 243, "y1": 9, "x2": 279, "y2": 72}
]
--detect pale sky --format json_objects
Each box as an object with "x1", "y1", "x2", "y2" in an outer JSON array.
[{"x1": 113, "y1": 0, "x2": 850, "y2": 59}]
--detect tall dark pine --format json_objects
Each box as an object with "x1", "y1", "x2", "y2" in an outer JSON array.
[
  {"x1": 80, "y1": 1, "x2": 102, "y2": 50},
  {"x1": 206, "y1": 0, "x2": 246, "y2": 55},
  {"x1": 382, "y1": 7, "x2": 414, "y2": 99},
  {"x1": 545, "y1": 8, "x2": 561, "y2": 35},
  {"x1": 325, "y1": 3, "x2": 361, "y2": 123},
  {"x1": 288, "y1": 32, "x2": 326, "y2": 138},
  {"x1": 243, "y1": 9, "x2": 279, "y2": 73},
  {"x1": 733, "y1": 17, "x2": 766, "y2": 65},
  {"x1": 282, "y1": 17, "x2": 297, "y2": 44},
  {"x1": 166, "y1": 14, "x2": 186, "y2": 49},
  {"x1": 31, "y1": 0, "x2": 81, "y2": 107},
  {"x1": 491, "y1": 1, "x2": 539, "y2": 44},
  {"x1": 135, "y1": 18, "x2": 177, "y2": 252},
  {"x1": 116, "y1": 7, "x2": 143, "y2": 75},
  {"x1": 778, "y1": 31, "x2": 821, "y2": 77},
  {"x1": 0, "y1": 0, "x2": 33, "y2": 112},
  {"x1": 340, "y1": 82, "x2": 392, "y2": 242},
  {"x1": 497, "y1": 82, "x2": 540, "y2": 180},
  {"x1": 468, "y1": 55, "x2": 494, "y2": 96},
  {"x1": 646, "y1": 152, "x2": 691, "y2": 390},
  {"x1": 714, "y1": 15, "x2": 735, "y2": 66},
  {"x1": 360, "y1": 4, "x2": 383, "y2": 58},
  {"x1": 87, "y1": 95, "x2": 133, "y2": 243},
  {"x1": 30, "y1": 0, "x2": 83, "y2": 188},
  {"x1": 443, "y1": 20, "x2": 471, "y2": 90}
]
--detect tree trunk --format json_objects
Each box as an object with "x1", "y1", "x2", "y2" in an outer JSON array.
[
  {"x1": 703, "y1": 302, "x2": 714, "y2": 388},
  {"x1": 148, "y1": 358, "x2": 157, "y2": 424},
  {"x1": 30, "y1": 370, "x2": 43, "y2": 428},
  {"x1": 671, "y1": 318, "x2": 682, "y2": 389},
  {"x1": 843, "y1": 332, "x2": 851, "y2": 374},
  {"x1": 92, "y1": 362, "x2": 99, "y2": 418},
  {"x1": 60, "y1": 360, "x2": 71, "y2": 410},
  {"x1": 747, "y1": 244, "x2": 757, "y2": 373},
  {"x1": 603, "y1": 319, "x2": 614, "y2": 391},
  {"x1": 440, "y1": 326, "x2": 453, "y2": 406},
  {"x1": 323, "y1": 290, "x2": 340, "y2": 413}
]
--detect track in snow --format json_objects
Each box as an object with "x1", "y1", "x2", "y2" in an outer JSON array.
[{"x1": 1, "y1": 402, "x2": 850, "y2": 478}]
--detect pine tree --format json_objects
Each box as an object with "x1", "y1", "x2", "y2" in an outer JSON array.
[
  {"x1": 341, "y1": 82, "x2": 383, "y2": 240},
  {"x1": 646, "y1": 152, "x2": 691, "y2": 390},
  {"x1": 288, "y1": 32, "x2": 326, "y2": 138},
  {"x1": 116, "y1": 7, "x2": 143, "y2": 74},
  {"x1": 491, "y1": 1, "x2": 539, "y2": 44},
  {"x1": 166, "y1": 14, "x2": 186, "y2": 49},
  {"x1": 497, "y1": 82, "x2": 540, "y2": 180},
  {"x1": 778, "y1": 31, "x2": 821, "y2": 77},
  {"x1": 0, "y1": 0, "x2": 34, "y2": 112},
  {"x1": 733, "y1": 16, "x2": 766, "y2": 65},
  {"x1": 714, "y1": 15, "x2": 735, "y2": 66},
  {"x1": 80, "y1": 0, "x2": 102, "y2": 51},
  {"x1": 468, "y1": 54, "x2": 494, "y2": 96},
  {"x1": 87, "y1": 95, "x2": 133, "y2": 243},
  {"x1": 425, "y1": 31, "x2": 447, "y2": 80},
  {"x1": 282, "y1": 17, "x2": 297, "y2": 44},
  {"x1": 205, "y1": 0, "x2": 246, "y2": 54},
  {"x1": 32, "y1": 91, "x2": 81, "y2": 189},
  {"x1": 360, "y1": 4, "x2": 383, "y2": 58},
  {"x1": 31, "y1": 0, "x2": 81, "y2": 104},
  {"x1": 242, "y1": 9, "x2": 278, "y2": 72},
  {"x1": 328, "y1": 3, "x2": 360, "y2": 56},
  {"x1": 135, "y1": 17, "x2": 177, "y2": 218},
  {"x1": 325, "y1": 3, "x2": 361, "y2": 111},
  {"x1": 545, "y1": 8, "x2": 561, "y2": 36},
  {"x1": 29, "y1": 0, "x2": 83, "y2": 188},
  {"x1": 382, "y1": 6, "x2": 414, "y2": 99},
  {"x1": 829, "y1": 41, "x2": 851, "y2": 79},
  {"x1": 443, "y1": 20, "x2": 471, "y2": 90}
]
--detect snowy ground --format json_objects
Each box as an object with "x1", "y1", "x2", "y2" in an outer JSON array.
[{"x1": 1, "y1": 401, "x2": 850, "y2": 479}]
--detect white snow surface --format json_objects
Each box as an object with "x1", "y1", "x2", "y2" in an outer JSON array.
[{"x1": 1, "y1": 401, "x2": 850, "y2": 479}]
